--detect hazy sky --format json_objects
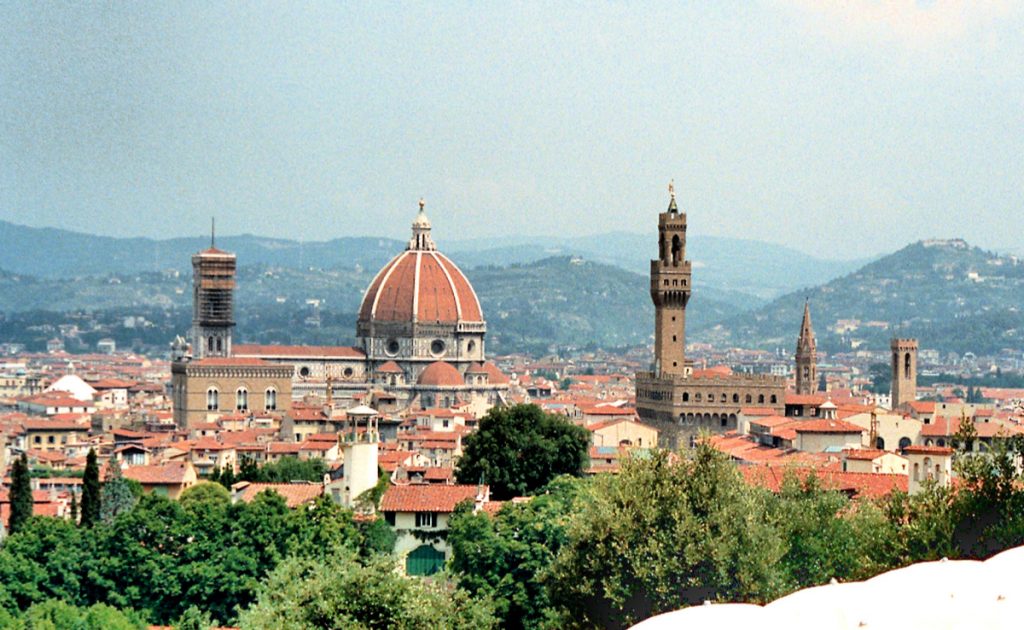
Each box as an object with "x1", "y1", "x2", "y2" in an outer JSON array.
[{"x1": 2, "y1": 1, "x2": 1022, "y2": 257}]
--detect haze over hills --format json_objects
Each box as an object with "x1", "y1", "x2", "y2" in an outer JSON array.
[
  {"x1": 698, "y1": 240, "x2": 1024, "y2": 356},
  {"x1": 0, "y1": 220, "x2": 1019, "y2": 358},
  {"x1": 0, "y1": 219, "x2": 862, "y2": 302}
]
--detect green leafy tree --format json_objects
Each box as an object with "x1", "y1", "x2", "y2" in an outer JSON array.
[
  {"x1": 8, "y1": 453, "x2": 33, "y2": 535},
  {"x1": 456, "y1": 404, "x2": 589, "y2": 500},
  {"x1": 545, "y1": 444, "x2": 787, "y2": 628},
  {"x1": 17, "y1": 599, "x2": 146, "y2": 629},
  {"x1": 101, "y1": 463, "x2": 139, "y2": 523},
  {"x1": 174, "y1": 605, "x2": 212, "y2": 630},
  {"x1": 449, "y1": 475, "x2": 586, "y2": 629},
  {"x1": 238, "y1": 552, "x2": 496, "y2": 629},
  {"x1": 356, "y1": 517, "x2": 397, "y2": 558},
  {"x1": 80, "y1": 449, "x2": 101, "y2": 528}
]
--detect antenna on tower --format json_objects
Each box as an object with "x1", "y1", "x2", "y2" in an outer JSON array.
[{"x1": 211, "y1": 218, "x2": 216, "y2": 249}]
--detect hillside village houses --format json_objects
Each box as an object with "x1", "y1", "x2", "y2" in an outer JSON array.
[{"x1": 1, "y1": 196, "x2": 1023, "y2": 572}]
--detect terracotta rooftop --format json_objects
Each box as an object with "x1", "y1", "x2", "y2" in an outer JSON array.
[
  {"x1": 792, "y1": 419, "x2": 865, "y2": 434},
  {"x1": 741, "y1": 467, "x2": 908, "y2": 499},
  {"x1": 190, "y1": 357, "x2": 271, "y2": 367},
  {"x1": 232, "y1": 481, "x2": 323, "y2": 508},
  {"x1": 417, "y1": 361, "x2": 464, "y2": 387},
  {"x1": 903, "y1": 445, "x2": 954, "y2": 455},
  {"x1": 376, "y1": 360, "x2": 403, "y2": 374},
  {"x1": 122, "y1": 462, "x2": 193, "y2": 485},
  {"x1": 233, "y1": 344, "x2": 365, "y2": 359},
  {"x1": 380, "y1": 484, "x2": 486, "y2": 513}
]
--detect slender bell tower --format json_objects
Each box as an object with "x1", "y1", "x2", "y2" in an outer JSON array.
[
  {"x1": 891, "y1": 338, "x2": 918, "y2": 410},
  {"x1": 190, "y1": 220, "x2": 236, "y2": 359},
  {"x1": 650, "y1": 181, "x2": 692, "y2": 376},
  {"x1": 795, "y1": 300, "x2": 818, "y2": 395}
]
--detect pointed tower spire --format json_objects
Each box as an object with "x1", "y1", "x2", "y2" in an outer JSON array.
[
  {"x1": 667, "y1": 179, "x2": 678, "y2": 213},
  {"x1": 799, "y1": 299, "x2": 814, "y2": 347},
  {"x1": 795, "y1": 299, "x2": 818, "y2": 395}
]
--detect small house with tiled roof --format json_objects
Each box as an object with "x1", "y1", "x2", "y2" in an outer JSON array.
[
  {"x1": 380, "y1": 483, "x2": 489, "y2": 576},
  {"x1": 121, "y1": 461, "x2": 198, "y2": 499}
]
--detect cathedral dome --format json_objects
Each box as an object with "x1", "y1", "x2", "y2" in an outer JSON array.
[
  {"x1": 357, "y1": 249, "x2": 483, "y2": 324},
  {"x1": 357, "y1": 203, "x2": 483, "y2": 326},
  {"x1": 417, "y1": 361, "x2": 465, "y2": 386}
]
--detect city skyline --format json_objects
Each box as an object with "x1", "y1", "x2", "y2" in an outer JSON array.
[{"x1": 3, "y1": 2, "x2": 1023, "y2": 258}]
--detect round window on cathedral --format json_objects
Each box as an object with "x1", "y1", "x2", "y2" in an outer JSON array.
[
  {"x1": 385, "y1": 339, "x2": 400, "y2": 356},
  {"x1": 431, "y1": 339, "x2": 446, "y2": 356},
  {"x1": 299, "y1": 366, "x2": 311, "y2": 378},
  {"x1": 343, "y1": 367, "x2": 354, "y2": 378}
]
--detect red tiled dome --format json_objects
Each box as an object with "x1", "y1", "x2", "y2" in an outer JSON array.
[
  {"x1": 417, "y1": 361, "x2": 465, "y2": 387},
  {"x1": 358, "y1": 250, "x2": 483, "y2": 325}
]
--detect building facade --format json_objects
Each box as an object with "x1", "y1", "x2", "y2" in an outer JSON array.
[{"x1": 635, "y1": 184, "x2": 786, "y2": 447}]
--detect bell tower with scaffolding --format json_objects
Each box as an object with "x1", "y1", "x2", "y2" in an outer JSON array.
[{"x1": 190, "y1": 220, "x2": 236, "y2": 359}]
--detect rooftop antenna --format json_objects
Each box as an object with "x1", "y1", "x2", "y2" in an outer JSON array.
[{"x1": 211, "y1": 217, "x2": 216, "y2": 249}]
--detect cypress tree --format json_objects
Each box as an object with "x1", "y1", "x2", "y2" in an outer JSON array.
[
  {"x1": 8, "y1": 453, "x2": 33, "y2": 535},
  {"x1": 80, "y1": 448, "x2": 101, "y2": 527},
  {"x1": 70, "y1": 491, "x2": 79, "y2": 524},
  {"x1": 101, "y1": 460, "x2": 137, "y2": 522}
]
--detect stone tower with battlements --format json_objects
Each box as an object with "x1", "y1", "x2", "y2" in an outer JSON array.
[
  {"x1": 891, "y1": 338, "x2": 918, "y2": 410},
  {"x1": 795, "y1": 300, "x2": 818, "y2": 395},
  {"x1": 650, "y1": 182, "x2": 692, "y2": 377}
]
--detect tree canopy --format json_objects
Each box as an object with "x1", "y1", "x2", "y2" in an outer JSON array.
[{"x1": 455, "y1": 404, "x2": 590, "y2": 500}]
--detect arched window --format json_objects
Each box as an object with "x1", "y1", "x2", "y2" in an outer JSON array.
[
  {"x1": 732, "y1": 393, "x2": 739, "y2": 403},
  {"x1": 236, "y1": 387, "x2": 248, "y2": 411},
  {"x1": 770, "y1": 394, "x2": 777, "y2": 404},
  {"x1": 904, "y1": 353, "x2": 912, "y2": 379},
  {"x1": 876, "y1": 437, "x2": 885, "y2": 449},
  {"x1": 265, "y1": 387, "x2": 277, "y2": 411},
  {"x1": 720, "y1": 393, "x2": 727, "y2": 403},
  {"x1": 206, "y1": 387, "x2": 219, "y2": 411},
  {"x1": 745, "y1": 394, "x2": 752, "y2": 404},
  {"x1": 216, "y1": 338, "x2": 223, "y2": 353},
  {"x1": 898, "y1": 437, "x2": 912, "y2": 450},
  {"x1": 208, "y1": 337, "x2": 214, "y2": 353},
  {"x1": 913, "y1": 463, "x2": 920, "y2": 481},
  {"x1": 758, "y1": 394, "x2": 765, "y2": 404},
  {"x1": 671, "y1": 235, "x2": 682, "y2": 264},
  {"x1": 682, "y1": 392, "x2": 689, "y2": 402},
  {"x1": 695, "y1": 393, "x2": 702, "y2": 402}
]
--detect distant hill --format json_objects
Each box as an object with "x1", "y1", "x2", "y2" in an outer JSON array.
[
  {"x1": 697, "y1": 239, "x2": 1024, "y2": 356},
  {"x1": 0, "y1": 255, "x2": 747, "y2": 356},
  {"x1": 0, "y1": 220, "x2": 403, "y2": 277},
  {"x1": 465, "y1": 256, "x2": 743, "y2": 355},
  {"x1": 446, "y1": 232, "x2": 867, "y2": 300},
  {"x1": 0, "y1": 220, "x2": 861, "y2": 302}
]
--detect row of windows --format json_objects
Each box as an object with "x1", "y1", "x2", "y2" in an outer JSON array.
[
  {"x1": 206, "y1": 387, "x2": 277, "y2": 412},
  {"x1": 680, "y1": 392, "x2": 778, "y2": 405}
]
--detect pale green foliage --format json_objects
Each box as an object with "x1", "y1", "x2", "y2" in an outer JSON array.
[
  {"x1": 100, "y1": 463, "x2": 139, "y2": 523},
  {"x1": 238, "y1": 552, "x2": 496, "y2": 630},
  {"x1": 13, "y1": 599, "x2": 145, "y2": 629},
  {"x1": 545, "y1": 445, "x2": 787, "y2": 628}
]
